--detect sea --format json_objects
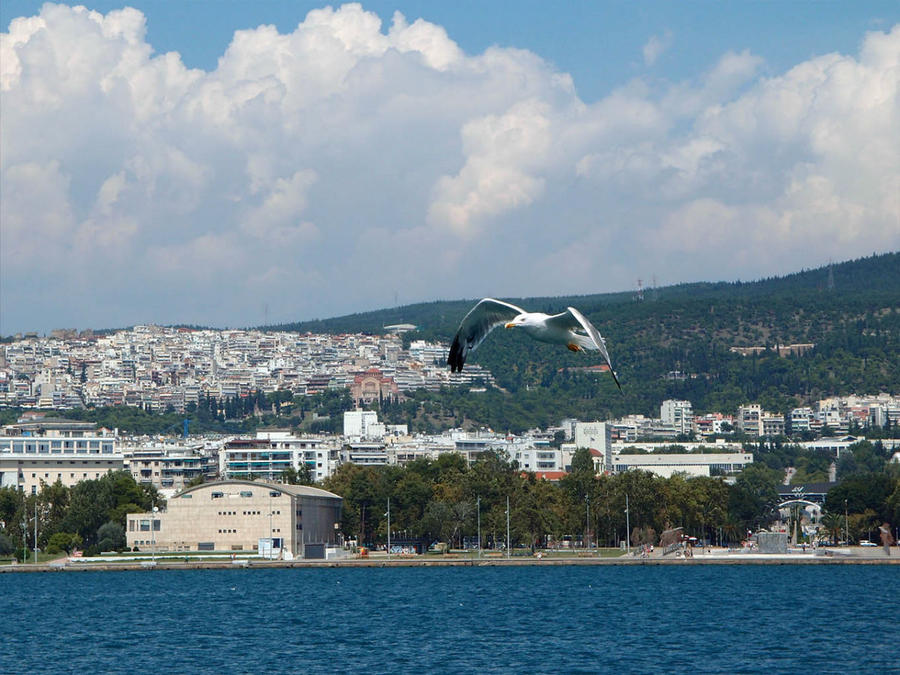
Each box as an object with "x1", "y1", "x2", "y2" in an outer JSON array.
[{"x1": 1, "y1": 565, "x2": 897, "y2": 673}]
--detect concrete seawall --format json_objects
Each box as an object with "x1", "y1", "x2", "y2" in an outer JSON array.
[{"x1": 3, "y1": 553, "x2": 898, "y2": 573}]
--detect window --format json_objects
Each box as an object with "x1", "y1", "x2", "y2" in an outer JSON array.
[
  {"x1": 197, "y1": 542, "x2": 214, "y2": 551},
  {"x1": 140, "y1": 520, "x2": 150, "y2": 531},
  {"x1": 240, "y1": 491, "x2": 253, "y2": 498},
  {"x1": 211, "y1": 492, "x2": 224, "y2": 499}
]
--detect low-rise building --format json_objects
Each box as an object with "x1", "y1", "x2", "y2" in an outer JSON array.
[
  {"x1": 126, "y1": 480, "x2": 342, "y2": 558},
  {"x1": 611, "y1": 451, "x2": 754, "y2": 478}
]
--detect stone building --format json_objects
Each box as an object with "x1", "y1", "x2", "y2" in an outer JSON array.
[{"x1": 126, "y1": 480, "x2": 342, "y2": 559}]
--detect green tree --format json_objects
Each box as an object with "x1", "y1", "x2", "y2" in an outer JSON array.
[
  {"x1": 46, "y1": 532, "x2": 83, "y2": 555},
  {"x1": 96, "y1": 521, "x2": 126, "y2": 552}
]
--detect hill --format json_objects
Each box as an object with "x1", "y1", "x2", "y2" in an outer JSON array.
[{"x1": 269, "y1": 252, "x2": 900, "y2": 428}]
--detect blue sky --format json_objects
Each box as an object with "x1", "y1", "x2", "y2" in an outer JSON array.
[
  {"x1": 2, "y1": 2, "x2": 899, "y2": 333},
  {"x1": 4, "y1": 1, "x2": 896, "y2": 100}
]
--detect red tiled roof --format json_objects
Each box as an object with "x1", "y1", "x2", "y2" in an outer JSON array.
[{"x1": 533, "y1": 471, "x2": 568, "y2": 481}]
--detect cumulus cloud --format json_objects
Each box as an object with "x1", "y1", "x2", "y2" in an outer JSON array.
[{"x1": 1, "y1": 4, "x2": 898, "y2": 333}]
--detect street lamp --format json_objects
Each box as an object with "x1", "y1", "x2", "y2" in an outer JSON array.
[
  {"x1": 625, "y1": 493, "x2": 630, "y2": 555},
  {"x1": 476, "y1": 496, "x2": 481, "y2": 559},
  {"x1": 151, "y1": 506, "x2": 158, "y2": 564},
  {"x1": 844, "y1": 499, "x2": 848, "y2": 546},
  {"x1": 385, "y1": 498, "x2": 391, "y2": 560},
  {"x1": 585, "y1": 494, "x2": 590, "y2": 551},
  {"x1": 506, "y1": 495, "x2": 510, "y2": 560}
]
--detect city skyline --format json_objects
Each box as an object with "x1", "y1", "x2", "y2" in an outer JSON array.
[{"x1": 2, "y1": 1, "x2": 899, "y2": 334}]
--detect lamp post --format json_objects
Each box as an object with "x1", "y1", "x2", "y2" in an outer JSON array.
[
  {"x1": 151, "y1": 505, "x2": 158, "y2": 564},
  {"x1": 625, "y1": 493, "x2": 630, "y2": 555},
  {"x1": 585, "y1": 494, "x2": 590, "y2": 551},
  {"x1": 33, "y1": 501, "x2": 38, "y2": 564},
  {"x1": 476, "y1": 496, "x2": 481, "y2": 559},
  {"x1": 506, "y1": 496, "x2": 510, "y2": 560},
  {"x1": 844, "y1": 499, "x2": 848, "y2": 546},
  {"x1": 21, "y1": 490, "x2": 27, "y2": 564},
  {"x1": 386, "y1": 498, "x2": 391, "y2": 560}
]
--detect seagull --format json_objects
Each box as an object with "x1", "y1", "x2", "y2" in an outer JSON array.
[{"x1": 447, "y1": 298, "x2": 621, "y2": 390}]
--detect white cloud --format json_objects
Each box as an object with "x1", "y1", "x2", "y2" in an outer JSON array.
[
  {"x1": 643, "y1": 30, "x2": 673, "y2": 67},
  {"x1": 1, "y1": 4, "x2": 898, "y2": 333}
]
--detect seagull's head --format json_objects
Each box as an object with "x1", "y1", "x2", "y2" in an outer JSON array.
[{"x1": 505, "y1": 313, "x2": 532, "y2": 329}]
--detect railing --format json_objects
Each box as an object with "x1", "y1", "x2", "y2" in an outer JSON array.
[{"x1": 662, "y1": 541, "x2": 683, "y2": 556}]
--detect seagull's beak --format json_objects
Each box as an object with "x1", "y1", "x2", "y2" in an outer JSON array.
[{"x1": 505, "y1": 322, "x2": 516, "y2": 329}]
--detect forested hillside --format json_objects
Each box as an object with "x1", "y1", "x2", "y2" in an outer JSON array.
[{"x1": 272, "y1": 252, "x2": 900, "y2": 425}]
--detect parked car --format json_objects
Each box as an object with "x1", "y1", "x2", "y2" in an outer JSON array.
[{"x1": 859, "y1": 540, "x2": 877, "y2": 547}]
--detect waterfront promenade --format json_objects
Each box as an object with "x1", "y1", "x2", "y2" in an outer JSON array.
[{"x1": 3, "y1": 546, "x2": 897, "y2": 572}]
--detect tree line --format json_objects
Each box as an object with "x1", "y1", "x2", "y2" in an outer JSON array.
[
  {"x1": 322, "y1": 443, "x2": 900, "y2": 552},
  {"x1": 0, "y1": 472, "x2": 159, "y2": 561}
]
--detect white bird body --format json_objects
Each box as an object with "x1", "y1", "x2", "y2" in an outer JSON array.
[{"x1": 448, "y1": 298, "x2": 621, "y2": 390}]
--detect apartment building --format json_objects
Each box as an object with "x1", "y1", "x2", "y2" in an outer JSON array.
[
  {"x1": 220, "y1": 429, "x2": 338, "y2": 482},
  {"x1": 660, "y1": 399, "x2": 694, "y2": 436},
  {"x1": 0, "y1": 417, "x2": 123, "y2": 493}
]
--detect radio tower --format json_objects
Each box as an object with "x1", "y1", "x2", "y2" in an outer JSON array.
[
  {"x1": 635, "y1": 278, "x2": 644, "y2": 302},
  {"x1": 827, "y1": 260, "x2": 835, "y2": 291}
]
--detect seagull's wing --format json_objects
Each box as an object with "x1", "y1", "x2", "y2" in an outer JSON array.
[
  {"x1": 448, "y1": 298, "x2": 526, "y2": 372},
  {"x1": 548, "y1": 307, "x2": 622, "y2": 391}
]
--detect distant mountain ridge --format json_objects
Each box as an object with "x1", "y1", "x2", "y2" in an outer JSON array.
[
  {"x1": 265, "y1": 252, "x2": 899, "y2": 422},
  {"x1": 268, "y1": 251, "x2": 900, "y2": 338}
]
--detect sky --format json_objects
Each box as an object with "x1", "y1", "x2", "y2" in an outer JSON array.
[{"x1": 1, "y1": 2, "x2": 899, "y2": 334}]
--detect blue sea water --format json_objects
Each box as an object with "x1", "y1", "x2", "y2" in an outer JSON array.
[{"x1": 1, "y1": 565, "x2": 897, "y2": 673}]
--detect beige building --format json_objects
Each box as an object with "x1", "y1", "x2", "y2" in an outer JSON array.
[
  {"x1": 0, "y1": 417, "x2": 123, "y2": 494},
  {"x1": 126, "y1": 480, "x2": 342, "y2": 559}
]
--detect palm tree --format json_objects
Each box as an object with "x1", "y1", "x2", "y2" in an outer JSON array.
[{"x1": 820, "y1": 511, "x2": 843, "y2": 545}]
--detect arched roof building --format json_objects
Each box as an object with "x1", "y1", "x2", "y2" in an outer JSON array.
[{"x1": 127, "y1": 480, "x2": 342, "y2": 559}]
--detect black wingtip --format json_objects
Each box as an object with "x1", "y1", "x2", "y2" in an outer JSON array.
[{"x1": 448, "y1": 334, "x2": 464, "y2": 373}]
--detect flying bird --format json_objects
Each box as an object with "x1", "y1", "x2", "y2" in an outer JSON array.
[{"x1": 447, "y1": 298, "x2": 622, "y2": 390}]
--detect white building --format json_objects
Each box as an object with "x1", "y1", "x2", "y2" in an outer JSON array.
[
  {"x1": 343, "y1": 410, "x2": 384, "y2": 441},
  {"x1": 660, "y1": 400, "x2": 694, "y2": 436},
  {"x1": 220, "y1": 429, "x2": 338, "y2": 482},
  {"x1": 574, "y1": 422, "x2": 612, "y2": 472},
  {"x1": 611, "y1": 451, "x2": 754, "y2": 478}
]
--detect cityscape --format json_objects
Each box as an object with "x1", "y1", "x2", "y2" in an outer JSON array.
[
  {"x1": 2, "y1": 324, "x2": 898, "y2": 562},
  {"x1": 2, "y1": 1, "x2": 899, "y2": 671}
]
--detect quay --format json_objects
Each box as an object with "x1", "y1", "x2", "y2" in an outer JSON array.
[{"x1": 3, "y1": 550, "x2": 898, "y2": 573}]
